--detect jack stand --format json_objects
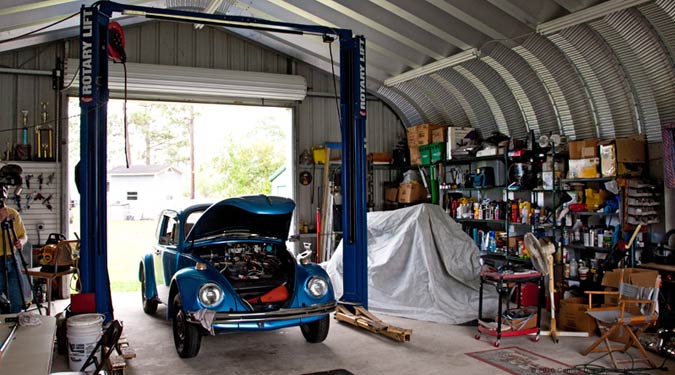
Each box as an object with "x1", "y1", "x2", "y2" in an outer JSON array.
[{"x1": 335, "y1": 303, "x2": 412, "y2": 342}]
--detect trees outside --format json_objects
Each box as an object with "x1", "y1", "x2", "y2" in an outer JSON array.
[
  {"x1": 68, "y1": 98, "x2": 290, "y2": 201},
  {"x1": 195, "y1": 118, "x2": 287, "y2": 199}
]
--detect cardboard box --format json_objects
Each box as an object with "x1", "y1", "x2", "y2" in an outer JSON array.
[
  {"x1": 406, "y1": 126, "x2": 418, "y2": 147},
  {"x1": 446, "y1": 127, "x2": 474, "y2": 159},
  {"x1": 384, "y1": 187, "x2": 398, "y2": 203},
  {"x1": 497, "y1": 307, "x2": 538, "y2": 331},
  {"x1": 558, "y1": 297, "x2": 598, "y2": 334},
  {"x1": 398, "y1": 182, "x2": 427, "y2": 203},
  {"x1": 409, "y1": 146, "x2": 421, "y2": 166},
  {"x1": 431, "y1": 126, "x2": 448, "y2": 143},
  {"x1": 416, "y1": 123, "x2": 444, "y2": 146},
  {"x1": 599, "y1": 136, "x2": 646, "y2": 177},
  {"x1": 567, "y1": 158, "x2": 600, "y2": 179},
  {"x1": 569, "y1": 138, "x2": 599, "y2": 159},
  {"x1": 601, "y1": 268, "x2": 659, "y2": 306}
]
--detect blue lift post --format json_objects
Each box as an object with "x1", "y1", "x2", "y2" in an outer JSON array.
[{"x1": 79, "y1": 2, "x2": 368, "y2": 319}]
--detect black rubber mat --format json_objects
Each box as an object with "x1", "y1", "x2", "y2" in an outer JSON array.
[{"x1": 301, "y1": 370, "x2": 354, "y2": 375}]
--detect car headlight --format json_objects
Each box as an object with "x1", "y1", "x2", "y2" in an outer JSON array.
[
  {"x1": 198, "y1": 283, "x2": 223, "y2": 306},
  {"x1": 307, "y1": 276, "x2": 328, "y2": 298}
]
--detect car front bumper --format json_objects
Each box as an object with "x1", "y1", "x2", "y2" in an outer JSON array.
[{"x1": 186, "y1": 301, "x2": 337, "y2": 332}]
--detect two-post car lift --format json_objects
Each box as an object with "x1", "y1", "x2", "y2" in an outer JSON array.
[{"x1": 78, "y1": 1, "x2": 368, "y2": 321}]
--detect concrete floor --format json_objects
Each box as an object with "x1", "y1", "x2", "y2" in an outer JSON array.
[{"x1": 50, "y1": 292, "x2": 671, "y2": 375}]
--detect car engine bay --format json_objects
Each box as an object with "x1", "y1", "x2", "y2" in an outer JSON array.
[{"x1": 193, "y1": 242, "x2": 294, "y2": 302}]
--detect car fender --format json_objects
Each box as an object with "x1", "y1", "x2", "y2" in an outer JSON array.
[
  {"x1": 291, "y1": 262, "x2": 335, "y2": 307},
  {"x1": 139, "y1": 255, "x2": 158, "y2": 302},
  {"x1": 167, "y1": 266, "x2": 242, "y2": 319}
]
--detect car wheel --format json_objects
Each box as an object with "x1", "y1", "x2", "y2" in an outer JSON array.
[
  {"x1": 141, "y1": 266, "x2": 158, "y2": 315},
  {"x1": 300, "y1": 315, "x2": 330, "y2": 343},
  {"x1": 172, "y1": 293, "x2": 201, "y2": 358}
]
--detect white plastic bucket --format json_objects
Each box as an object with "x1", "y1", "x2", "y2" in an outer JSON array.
[{"x1": 66, "y1": 313, "x2": 104, "y2": 371}]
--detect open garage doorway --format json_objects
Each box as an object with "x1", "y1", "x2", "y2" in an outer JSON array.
[{"x1": 67, "y1": 98, "x2": 293, "y2": 291}]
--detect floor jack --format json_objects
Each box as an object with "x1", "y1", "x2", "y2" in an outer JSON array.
[{"x1": 334, "y1": 303, "x2": 412, "y2": 342}]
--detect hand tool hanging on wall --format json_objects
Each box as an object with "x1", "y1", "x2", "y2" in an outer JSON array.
[
  {"x1": 43, "y1": 194, "x2": 53, "y2": 211},
  {"x1": 46, "y1": 173, "x2": 54, "y2": 186},
  {"x1": 24, "y1": 175, "x2": 32, "y2": 190},
  {"x1": 25, "y1": 193, "x2": 32, "y2": 210},
  {"x1": 37, "y1": 174, "x2": 43, "y2": 190},
  {"x1": 13, "y1": 189, "x2": 21, "y2": 212}
]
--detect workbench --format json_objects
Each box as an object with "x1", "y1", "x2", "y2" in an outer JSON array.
[
  {"x1": 0, "y1": 314, "x2": 56, "y2": 375},
  {"x1": 475, "y1": 270, "x2": 545, "y2": 347}
]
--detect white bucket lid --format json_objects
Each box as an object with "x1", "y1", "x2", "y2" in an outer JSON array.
[{"x1": 67, "y1": 313, "x2": 104, "y2": 327}]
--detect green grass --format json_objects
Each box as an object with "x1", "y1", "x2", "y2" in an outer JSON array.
[
  {"x1": 107, "y1": 220, "x2": 157, "y2": 292},
  {"x1": 72, "y1": 212, "x2": 157, "y2": 293}
]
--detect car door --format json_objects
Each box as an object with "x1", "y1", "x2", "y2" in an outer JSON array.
[{"x1": 154, "y1": 212, "x2": 179, "y2": 304}]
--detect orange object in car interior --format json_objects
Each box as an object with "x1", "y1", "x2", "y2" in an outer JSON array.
[{"x1": 247, "y1": 284, "x2": 289, "y2": 304}]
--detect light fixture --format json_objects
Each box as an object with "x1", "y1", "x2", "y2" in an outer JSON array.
[
  {"x1": 536, "y1": 0, "x2": 651, "y2": 36},
  {"x1": 65, "y1": 58, "x2": 307, "y2": 101},
  {"x1": 384, "y1": 48, "x2": 479, "y2": 87}
]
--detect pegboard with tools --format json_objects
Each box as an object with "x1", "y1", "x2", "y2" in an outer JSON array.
[{"x1": 2, "y1": 161, "x2": 62, "y2": 248}]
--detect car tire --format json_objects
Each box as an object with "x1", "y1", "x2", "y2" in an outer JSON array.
[
  {"x1": 141, "y1": 266, "x2": 158, "y2": 315},
  {"x1": 300, "y1": 315, "x2": 330, "y2": 343},
  {"x1": 172, "y1": 293, "x2": 202, "y2": 358}
]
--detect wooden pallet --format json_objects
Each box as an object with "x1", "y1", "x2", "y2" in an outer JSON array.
[
  {"x1": 106, "y1": 336, "x2": 136, "y2": 375},
  {"x1": 334, "y1": 304, "x2": 412, "y2": 342}
]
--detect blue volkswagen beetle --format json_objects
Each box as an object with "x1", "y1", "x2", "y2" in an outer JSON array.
[{"x1": 139, "y1": 195, "x2": 336, "y2": 358}]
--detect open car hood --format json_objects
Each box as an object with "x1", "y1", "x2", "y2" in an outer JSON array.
[{"x1": 186, "y1": 195, "x2": 295, "y2": 242}]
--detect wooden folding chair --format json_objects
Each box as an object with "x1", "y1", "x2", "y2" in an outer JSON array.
[{"x1": 582, "y1": 282, "x2": 659, "y2": 368}]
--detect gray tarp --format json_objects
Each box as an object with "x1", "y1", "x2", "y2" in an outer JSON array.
[{"x1": 324, "y1": 203, "x2": 498, "y2": 324}]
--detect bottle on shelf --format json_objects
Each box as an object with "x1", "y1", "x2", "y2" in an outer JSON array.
[
  {"x1": 589, "y1": 228, "x2": 595, "y2": 247},
  {"x1": 570, "y1": 258, "x2": 578, "y2": 278},
  {"x1": 573, "y1": 219, "x2": 583, "y2": 242}
]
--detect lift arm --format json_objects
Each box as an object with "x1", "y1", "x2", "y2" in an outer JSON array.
[{"x1": 79, "y1": 2, "x2": 368, "y2": 319}]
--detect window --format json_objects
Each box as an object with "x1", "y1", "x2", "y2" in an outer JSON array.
[{"x1": 127, "y1": 192, "x2": 138, "y2": 201}]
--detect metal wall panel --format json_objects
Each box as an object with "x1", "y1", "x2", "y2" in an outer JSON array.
[
  {"x1": 453, "y1": 65, "x2": 509, "y2": 136},
  {"x1": 591, "y1": 20, "x2": 660, "y2": 142},
  {"x1": 557, "y1": 25, "x2": 637, "y2": 138},
  {"x1": 416, "y1": 75, "x2": 470, "y2": 127},
  {"x1": 460, "y1": 60, "x2": 528, "y2": 139},
  {"x1": 428, "y1": 74, "x2": 477, "y2": 128},
  {"x1": 8, "y1": 23, "x2": 403, "y2": 236},
  {"x1": 376, "y1": 86, "x2": 424, "y2": 126},
  {"x1": 396, "y1": 81, "x2": 443, "y2": 124},
  {"x1": 436, "y1": 67, "x2": 497, "y2": 138},
  {"x1": 519, "y1": 35, "x2": 596, "y2": 140},
  {"x1": 0, "y1": 44, "x2": 65, "y2": 243},
  {"x1": 602, "y1": 8, "x2": 675, "y2": 142},
  {"x1": 548, "y1": 31, "x2": 608, "y2": 138},
  {"x1": 482, "y1": 43, "x2": 559, "y2": 136},
  {"x1": 644, "y1": 1, "x2": 675, "y2": 71}
]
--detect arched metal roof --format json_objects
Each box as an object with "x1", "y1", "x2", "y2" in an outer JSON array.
[{"x1": 3, "y1": 0, "x2": 675, "y2": 142}]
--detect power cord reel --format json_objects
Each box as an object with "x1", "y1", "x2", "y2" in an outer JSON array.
[{"x1": 108, "y1": 21, "x2": 126, "y2": 63}]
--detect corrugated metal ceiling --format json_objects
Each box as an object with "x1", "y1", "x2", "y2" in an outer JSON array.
[{"x1": 1, "y1": 0, "x2": 674, "y2": 142}]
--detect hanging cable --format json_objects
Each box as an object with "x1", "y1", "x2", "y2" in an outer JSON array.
[
  {"x1": 0, "y1": 12, "x2": 78, "y2": 45},
  {"x1": 325, "y1": 35, "x2": 341, "y2": 126},
  {"x1": 123, "y1": 62, "x2": 130, "y2": 168}
]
